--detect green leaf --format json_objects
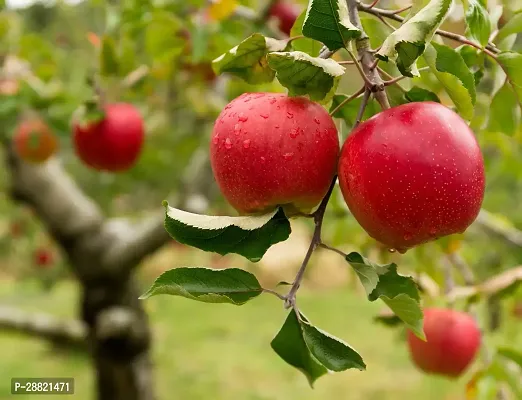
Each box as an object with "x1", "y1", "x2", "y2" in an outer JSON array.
[
  {"x1": 423, "y1": 43, "x2": 476, "y2": 120},
  {"x1": 99, "y1": 35, "x2": 119, "y2": 76},
  {"x1": 290, "y1": 10, "x2": 322, "y2": 57},
  {"x1": 345, "y1": 252, "x2": 425, "y2": 340},
  {"x1": 145, "y1": 12, "x2": 184, "y2": 63},
  {"x1": 302, "y1": 0, "x2": 361, "y2": 51},
  {"x1": 404, "y1": 86, "x2": 441, "y2": 103},
  {"x1": 465, "y1": 0, "x2": 492, "y2": 47},
  {"x1": 139, "y1": 267, "x2": 262, "y2": 304},
  {"x1": 497, "y1": 52, "x2": 522, "y2": 100},
  {"x1": 497, "y1": 347, "x2": 522, "y2": 368},
  {"x1": 487, "y1": 83, "x2": 520, "y2": 136},
  {"x1": 496, "y1": 11, "x2": 522, "y2": 43},
  {"x1": 271, "y1": 311, "x2": 328, "y2": 387},
  {"x1": 376, "y1": 0, "x2": 452, "y2": 77},
  {"x1": 300, "y1": 318, "x2": 366, "y2": 372},
  {"x1": 212, "y1": 33, "x2": 287, "y2": 84},
  {"x1": 163, "y1": 202, "x2": 291, "y2": 262},
  {"x1": 267, "y1": 51, "x2": 345, "y2": 102}
]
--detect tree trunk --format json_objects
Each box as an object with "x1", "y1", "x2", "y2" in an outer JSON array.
[{"x1": 82, "y1": 279, "x2": 154, "y2": 400}]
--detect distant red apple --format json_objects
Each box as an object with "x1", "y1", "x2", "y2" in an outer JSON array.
[
  {"x1": 210, "y1": 93, "x2": 339, "y2": 215},
  {"x1": 73, "y1": 103, "x2": 144, "y2": 172},
  {"x1": 338, "y1": 102, "x2": 485, "y2": 253},
  {"x1": 407, "y1": 308, "x2": 481, "y2": 378},
  {"x1": 34, "y1": 248, "x2": 54, "y2": 268},
  {"x1": 268, "y1": 1, "x2": 301, "y2": 36},
  {"x1": 13, "y1": 118, "x2": 59, "y2": 164}
]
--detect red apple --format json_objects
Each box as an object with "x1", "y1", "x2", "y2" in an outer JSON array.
[
  {"x1": 338, "y1": 102, "x2": 485, "y2": 253},
  {"x1": 268, "y1": 1, "x2": 301, "y2": 36},
  {"x1": 13, "y1": 118, "x2": 58, "y2": 164},
  {"x1": 73, "y1": 103, "x2": 144, "y2": 172},
  {"x1": 407, "y1": 308, "x2": 481, "y2": 378},
  {"x1": 210, "y1": 93, "x2": 339, "y2": 215},
  {"x1": 34, "y1": 248, "x2": 54, "y2": 268}
]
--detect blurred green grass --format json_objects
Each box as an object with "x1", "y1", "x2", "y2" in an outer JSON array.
[{"x1": 1, "y1": 279, "x2": 506, "y2": 400}]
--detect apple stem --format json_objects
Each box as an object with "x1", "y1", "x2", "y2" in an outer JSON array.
[
  {"x1": 355, "y1": 89, "x2": 371, "y2": 127},
  {"x1": 329, "y1": 86, "x2": 365, "y2": 117},
  {"x1": 283, "y1": 178, "x2": 337, "y2": 309}
]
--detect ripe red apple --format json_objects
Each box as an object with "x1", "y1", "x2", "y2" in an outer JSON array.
[
  {"x1": 268, "y1": 1, "x2": 301, "y2": 36},
  {"x1": 13, "y1": 118, "x2": 58, "y2": 163},
  {"x1": 73, "y1": 103, "x2": 144, "y2": 172},
  {"x1": 407, "y1": 308, "x2": 481, "y2": 378},
  {"x1": 210, "y1": 93, "x2": 339, "y2": 215},
  {"x1": 338, "y1": 102, "x2": 485, "y2": 253},
  {"x1": 34, "y1": 248, "x2": 54, "y2": 268}
]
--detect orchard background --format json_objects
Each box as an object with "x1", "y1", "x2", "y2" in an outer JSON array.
[{"x1": 1, "y1": 0, "x2": 522, "y2": 399}]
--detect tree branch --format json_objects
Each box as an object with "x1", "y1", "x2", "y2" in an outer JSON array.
[
  {"x1": 0, "y1": 305, "x2": 86, "y2": 349},
  {"x1": 348, "y1": 0, "x2": 390, "y2": 110},
  {"x1": 474, "y1": 209, "x2": 522, "y2": 248}
]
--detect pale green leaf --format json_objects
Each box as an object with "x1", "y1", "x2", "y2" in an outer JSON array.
[
  {"x1": 465, "y1": 0, "x2": 492, "y2": 46},
  {"x1": 376, "y1": 0, "x2": 453, "y2": 77},
  {"x1": 496, "y1": 10, "x2": 522, "y2": 43},
  {"x1": 487, "y1": 83, "x2": 520, "y2": 136},
  {"x1": 267, "y1": 51, "x2": 345, "y2": 102},
  {"x1": 212, "y1": 33, "x2": 288, "y2": 84},
  {"x1": 302, "y1": 0, "x2": 361, "y2": 51}
]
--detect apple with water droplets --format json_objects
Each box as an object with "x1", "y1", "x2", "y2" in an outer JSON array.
[
  {"x1": 338, "y1": 102, "x2": 485, "y2": 253},
  {"x1": 407, "y1": 308, "x2": 481, "y2": 378},
  {"x1": 210, "y1": 93, "x2": 339, "y2": 215}
]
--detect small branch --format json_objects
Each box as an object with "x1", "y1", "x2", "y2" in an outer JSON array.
[
  {"x1": 391, "y1": 5, "x2": 412, "y2": 15},
  {"x1": 329, "y1": 86, "x2": 365, "y2": 116},
  {"x1": 0, "y1": 306, "x2": 86, "y2": 349},
  {"x1": 319, "y1": 46, "x2": 336, "y2": 59},
  {"x1": 355, "y1": 89, "x2": 371, "y2": 127},
  {"x1": 474, "y1": 209, "x2": 522, "y2": 248},
  {"x1": 121, "y1": 65, "x2": 149, "y2": 89},
  {"x1": 447, "y1": 252, "x2": 475, "y2": 286},
  {"x1": 348, "y1": 50, "x2": 375, "y2": 87},
  {"x1": 366, "y1": 0, "x2": 380, "y2": 9},
  {"x1": 319, "y1": 242, "x2": 347, "y2": 257},
  {"x1": 383, "y1": 66, "x2": 430, "y2": 86},
  {"x1": 263, "y1": 288, "x2": 287, "y2": 300},
  {"x1": 358, "y1": 4, "x2": 500, "y2": 54},
  {"x1": 338, "y1": 60, "x2": 356, "y2": 65},
  {"x1": 284, "y1": 179, "x2": 337, "y2": 309}
]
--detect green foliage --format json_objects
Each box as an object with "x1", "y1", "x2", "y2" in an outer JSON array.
[
  {"x1": 163, "y1": 203, "x2": 291, "y2": 262},
  {"x1": 463, "y1": 0, "x2": 492, "y2": 47},
  {"x1": 376, "y1": 0, "x2": 453, "y2": 76},
  {"x1": 345, "y1": 253, "x2": 425, "y2": 340},
  {"x1": 302, "y1": 0, "x2": 360, "y2": 51},
  {"x1": 488, "y1": 84, "x2": 520, "y2": 136},
  {"x1": 267, "y1": 51, "x2": 344, "y2": 102},
  {"x1": 139, "y1": 267, "x2": 262, "y2": 304},
  {"x1": 290, "y1": 11, "x2": 322, "y2": 56},
  {"x1": 423, "y1": 43, "x2": 476, "y2": 120},
  {"x1": 404, "y1": 86, "x2": 441, "y2": 103},
  {"x1": 271, "y1": 309, "x2": 365, "y2": 387},
  {"x1": 212, "y1": 33, "x2": 287, "y2": 84}
]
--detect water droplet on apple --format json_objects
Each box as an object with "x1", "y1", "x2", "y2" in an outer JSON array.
[
  {"x1": 234, "y1": 124, "x2": 241, "y2": 135},
  {"x1": 225, "y1": 104, "x2": 233, "y2": 109},
  {"x1": 314, "y1": 117, "x2": 321, "y2": 124},
  {"x1": 260, "y1": 113, "x2": 269, "y2": 119},
  {"x1": 242, "y1": 139, "x2": 251, "y2": 149},
  {"x1": 268, "y1": 97, "x2": 277, "y2": 104},
  {"x1": 212, "y1": 135, "x2": 219, "y2": 144},
  {"x1": 224, "y1": 138, "x2": 232, "y2": 149},
  {"x1": 290, "y1": 128, "x2": 299, "y2": 138},
  {"x1": 244, "y1": 97, "x2": 251, "y2": 103},
  {"x1": 286, "y1": 112, "x2": 294, "y2": 119},
  {"x1": 238, "y1": 113, "x2": 248, "y2": 122},
  {"x1": 429, "y1": 227, "x2": 438, "y2": 235},
  {"x1": 388, "y1": 248, "x2": 396, "y2": 253},
  {"x1": 260, "y1": 156, "x2": 266, "y2": 163},
  {"x1": 283, "y1": 152, "x2": 294, "y2": 160},
  {"x1": 275, "y1": 125, "x2": 280, "y2": 129},
  {"x1": 403, "y1": 233, "x2": 412, "y2": 241},
  {"x1": 253, "y1": 93, "x2": 265, "y2": 99}
]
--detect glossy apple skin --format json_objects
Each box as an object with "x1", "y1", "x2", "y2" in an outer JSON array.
[
  {"x1": 14, "y1": 119, "x2": 58, "y2": 163},
  {"x1": 407, "y1": 308, "x2": 481, "y2": 378},
  {"x1": 210, "y1": 93, "x2": 339, "y2": 215},
  {"x1": 338, "y1": 102, "x2": 485, "y2": 253},
  {"x1": 269, "y1": 1, "x2": 300, "y2": 36},
  {"x1": 73, "y1": 103, "x2": 144, "y2": 172}
]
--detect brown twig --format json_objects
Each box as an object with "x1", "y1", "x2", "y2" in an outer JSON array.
[{"x1": 329, "y1": 86, "x2": 366, "y2": 116}]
